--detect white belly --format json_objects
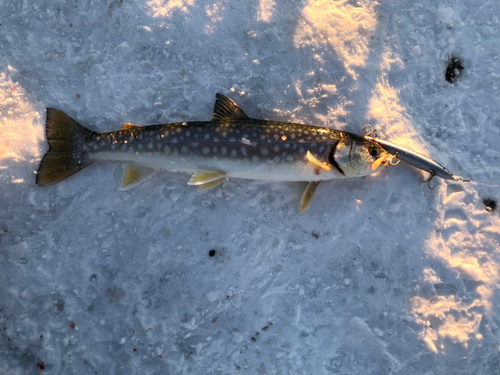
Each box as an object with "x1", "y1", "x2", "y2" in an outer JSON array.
[{"x1": 91, "y1": 150, "x2": 347, "y2": 182}]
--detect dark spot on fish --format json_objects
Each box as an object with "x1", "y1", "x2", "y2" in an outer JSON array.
[
  {"x1": 209, "y1": 249, "x2": 216, "y2": 257},
  {"x1": 445, "y1": 56, "x2": 464, "y2": 83},
  {"x1": 483, "y1": 198, "x2": 497, "y2": 213}
]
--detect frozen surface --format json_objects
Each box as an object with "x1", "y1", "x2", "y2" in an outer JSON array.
[{"x1": 1, "y1": 0, "x2": 500, "y2": 374}]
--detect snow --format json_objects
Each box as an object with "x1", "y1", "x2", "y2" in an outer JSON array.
[{"x1": 1, "y1": 0, "x2": 500, "y2": 374}]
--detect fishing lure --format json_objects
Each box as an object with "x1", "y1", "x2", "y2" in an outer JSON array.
[{"x1": 365, "y1": 134, "x2": 498, "y2": 188}]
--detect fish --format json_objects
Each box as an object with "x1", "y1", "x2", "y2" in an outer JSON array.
[{"x1": 36, "y1": 94, "x2": 392, "y2": 212}]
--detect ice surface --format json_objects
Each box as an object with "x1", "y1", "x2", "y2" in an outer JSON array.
[{"x1": 1, "y1": 0, "x2": 500, "y2": 374}]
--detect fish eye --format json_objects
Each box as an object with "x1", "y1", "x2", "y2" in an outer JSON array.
[{"x1": 369, "y1": 146, "x2": 379, "y2": 157}]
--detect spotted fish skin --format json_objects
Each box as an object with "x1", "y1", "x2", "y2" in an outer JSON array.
[
  {"x1": 36, "y1": 94, "x2": 391, "y2": 211},
  {"x1": 87, "y1": 119, "x2": 352, "y2": 182}
]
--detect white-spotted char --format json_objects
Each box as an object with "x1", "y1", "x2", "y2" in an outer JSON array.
[{"x1": 36, "y1": 94, "x2": 392, "y2": 212}]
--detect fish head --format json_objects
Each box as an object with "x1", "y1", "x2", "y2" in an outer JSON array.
[{"x1": 332, "y1": 137, "x2": 391, "y2": 177}]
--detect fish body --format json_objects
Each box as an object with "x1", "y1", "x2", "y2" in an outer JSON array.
[
  {"x1": 36, "y1": 94, "x2": 391, "y2": 211},
  {"x1": 88, "y1": 120, "x2": 366, "y2": 182}
]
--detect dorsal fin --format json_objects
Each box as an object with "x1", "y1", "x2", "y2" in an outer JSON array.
[{"x1": 211, "y1": 93, "x2": 249, "y2": 120}]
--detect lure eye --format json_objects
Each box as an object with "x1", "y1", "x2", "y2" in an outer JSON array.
[{"x1": 369, "y1": 146, "x2": 379, "y2": 158}]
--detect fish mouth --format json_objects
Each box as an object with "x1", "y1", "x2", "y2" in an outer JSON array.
[{"x1": 328, "y1": 141, "x2": 345, "y2": 175}]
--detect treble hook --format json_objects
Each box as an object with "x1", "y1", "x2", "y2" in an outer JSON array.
[
  {"x1": 420, "y1": 169, "x2": 438, "y2": 189},
  {"x1": 389, "y1": 152, "x2": 401, "y2": 166},
  {"x1": 362, "y1": 125, "x2": 378, "y2": 138}
]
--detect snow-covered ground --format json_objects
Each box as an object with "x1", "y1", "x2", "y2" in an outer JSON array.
[{"x1": 1, "y1": 0, "x2": 500, "y2": 373}]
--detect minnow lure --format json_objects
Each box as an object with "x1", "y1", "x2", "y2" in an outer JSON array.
[
  {"x1": 366, "y1": 136, "x2": 499, "y2": 188},
  {"x1": 365, "y1": 137, "x2": 458, "y2": 180}
]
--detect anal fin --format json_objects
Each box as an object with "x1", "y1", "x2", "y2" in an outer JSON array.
[
  {"x1": 188, "y1": 170, "x2": 226, "y2": 185},
  {"x1": 197, "y1": 177, "x2": 226, "y2": 191},
  {"x1": 299, "y1": 181, "x2": 321, "y2": 213},
  {"x1": 119, "y1": 163, "x2": 156, "y2": 191}
]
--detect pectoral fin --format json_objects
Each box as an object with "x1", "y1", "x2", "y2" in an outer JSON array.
[
  {"x1": 306, "y1": 151, "x2": 331, "y2": 171},
  {"x1": 197, "y1": 177, "x2": 226, "y2": 191},
  {"x1": 299, "y1": 181, "x2": 321, "y2": 213},
  {"x1": 188, "y1": 170, "x2": 226, "y2": 186},
  {"x1": 119, "y1": 163, "x2": 156, "y2": 191}
]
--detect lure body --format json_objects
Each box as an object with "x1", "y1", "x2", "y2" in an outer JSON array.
[{"x1": 365, "y1": 137, "x2": 458, "y2": 181}]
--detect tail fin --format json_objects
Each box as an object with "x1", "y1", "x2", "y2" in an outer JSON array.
[{"x1": 36, "y1": 109, "x2": 96, "y2": 186}]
